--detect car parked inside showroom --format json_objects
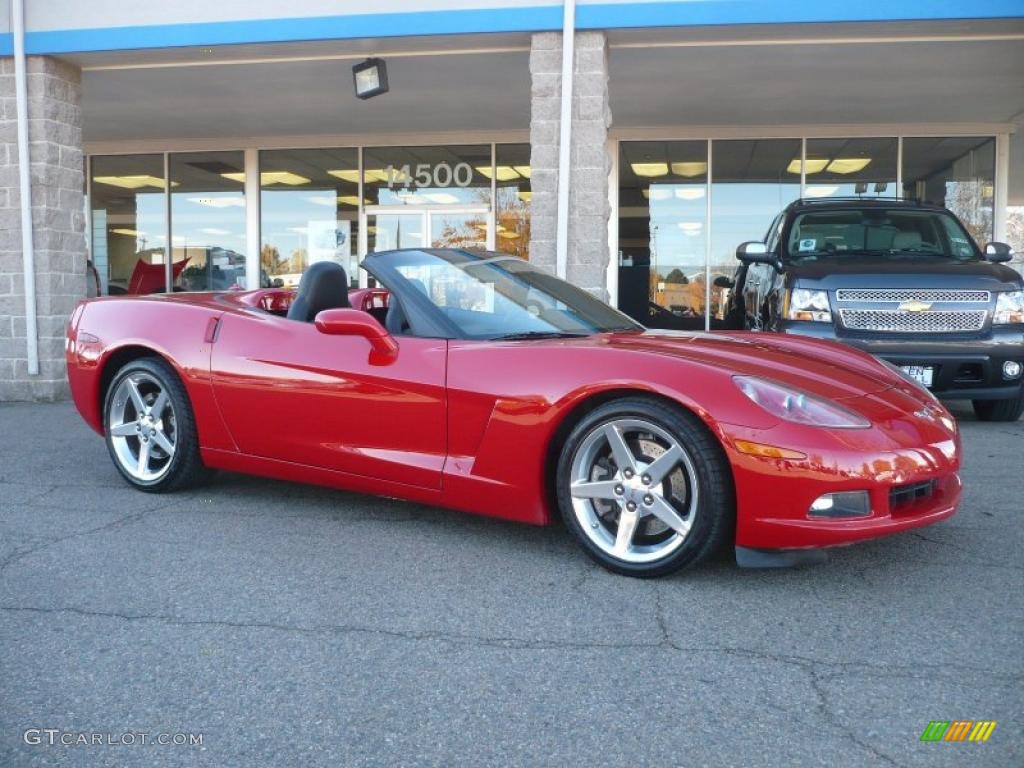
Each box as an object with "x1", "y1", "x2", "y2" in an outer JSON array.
[
  {"x1": 67, "y1": 249, "x2": 961, "y2": 577},
  {"x1": 726, "y1": 197, "x2": 1024, "y2": 421}
]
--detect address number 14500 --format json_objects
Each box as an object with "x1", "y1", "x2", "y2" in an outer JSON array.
[{"x1": 384, "y1": 162, "x2": 475, "y2": 190}]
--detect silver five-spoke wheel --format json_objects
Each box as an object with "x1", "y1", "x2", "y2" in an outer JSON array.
[
  {"x1": 108, "y1": 372, "x2": 177, "y2": 482},
  {"x1": 569, "y1": 417, "x2": 698, "y2": 564}
]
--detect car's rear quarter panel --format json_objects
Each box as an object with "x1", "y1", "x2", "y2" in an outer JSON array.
[{"x1": 67, "y1": 296, "x2": 236, "y2": 451}]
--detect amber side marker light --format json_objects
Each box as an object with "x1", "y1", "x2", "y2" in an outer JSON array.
[{"x1": 733, "y1": 440, "x2": 807, "y2": 460}]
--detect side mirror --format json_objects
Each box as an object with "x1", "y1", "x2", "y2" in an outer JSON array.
[
  {"x1": 736, "y1": 241, "x2": 779, "y2": 268},
  {"x1": 314, "y1": 308, "x2": 398, "y2": 365},
  {"x1": 984, "y1": 242, "x2": 1014, "y2": 263},
  {"x1": 713, "y1": 275, "x2": 734, "y2": 289}
]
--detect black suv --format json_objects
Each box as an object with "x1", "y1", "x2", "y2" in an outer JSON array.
[{"x1": 730, "y1": 197, "x2": 1024, "y2": 421}]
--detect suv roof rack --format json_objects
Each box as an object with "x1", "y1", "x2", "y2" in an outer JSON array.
[{"x1": 788, "y1": 196, "x2": 942, "y2": 208}]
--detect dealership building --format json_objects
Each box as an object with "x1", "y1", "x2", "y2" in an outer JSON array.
[{"x1": 1, "y1": 0, "x2": 1023, "y2": 399}]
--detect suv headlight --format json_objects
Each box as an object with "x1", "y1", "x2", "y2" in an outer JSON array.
[
  {"x1": 994, "y1": 290, "x2": 1024, "y2": 324},
  {"x1": 785, "y1": 288, "x2": 831, "y2": 322},
  {"x1": 733, "y1": 376, "x2": 870, "y2": 429}
]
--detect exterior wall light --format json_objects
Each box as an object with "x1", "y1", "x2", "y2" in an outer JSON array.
[{"x1": 353, "y1": 58, "x2": 389, "y2": 100}]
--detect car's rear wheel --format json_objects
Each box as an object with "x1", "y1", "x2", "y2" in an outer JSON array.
[
  {"x1": 972, "y1": 393, "x2": 1024, "y2": 422},
  {"x1": 104, "y1": 357, "x2": 209, "y2": 492},
  {"x1": 555, "y1": 397, "x2": 734, "y2": 577}
]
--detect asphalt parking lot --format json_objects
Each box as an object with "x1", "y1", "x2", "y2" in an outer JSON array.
[{"x1": 0, "y1": 401, "x2": 1021, "y2": 768}]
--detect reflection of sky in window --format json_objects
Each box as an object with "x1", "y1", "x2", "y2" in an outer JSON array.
[
  {"x1": 131, "y1": 193, "x2": 167, "y2": 251},
  {"x1": 647, "y1": 185, "x2": 705, "y2": 277},
  {"x1": 170, "y1": 191, "x2": 246, "y2": 252},
  {"x1": 710, "y1": 183, "x2": 800, "y2": 268},
  {"x1": 261, "y1": 188, "x2": 350, "y2": 256}
]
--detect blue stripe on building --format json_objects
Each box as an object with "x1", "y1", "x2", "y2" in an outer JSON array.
[{"x1": 1, "y1": 1, "x2": 1021, "y2": 56}]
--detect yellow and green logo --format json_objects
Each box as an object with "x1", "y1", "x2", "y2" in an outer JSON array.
[{"x1": 920, "y1": 721, "x2": 997, "y2": 742}]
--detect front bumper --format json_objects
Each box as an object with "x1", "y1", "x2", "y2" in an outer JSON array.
[
  {"x1": 722, "y1": 401, "x2": 961, "y2": 551},
  {"x1": 778, "y1": 320, "x2": 1024, "y2": 400}
]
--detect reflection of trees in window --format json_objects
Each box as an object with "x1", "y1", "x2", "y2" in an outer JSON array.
[
  {"x1": 1007, "y1": 208, "x2": 1024, "y2": 259},
  {"x1": 434, "y1": 217, "x2": 487, "y2": 249},
  {"x1": 945, "y1": 181, "x2": 993, "y2": 248},
  {"x1": 496, "y1": 192, "x2": 530, "y2": 259},
  {"x1": 664, "y1": 268, "x2": 687, "y2": 284}
]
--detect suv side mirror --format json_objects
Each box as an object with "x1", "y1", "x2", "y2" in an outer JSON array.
[
  {"x1": 736, "y1": 241, "x2": 779, "y2": 268},
  {"x1": 984, "y1": 242, "x2": 1014, "y2": 263},
  {"x1": 314, "y1": 308, "x2": 398, "y2": 365}
]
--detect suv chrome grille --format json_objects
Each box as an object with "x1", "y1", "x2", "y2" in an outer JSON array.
[
  {"x1": 835, "y1": 288, "x2": 990, "y2": 303},
  {"x1": 839, "y1": 308, "x2": 987, "y2": 333}
]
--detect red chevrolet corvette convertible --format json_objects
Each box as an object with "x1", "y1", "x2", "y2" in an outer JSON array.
[{"x1": 66, "y1": 249, "x2": 961, "y2": 577}]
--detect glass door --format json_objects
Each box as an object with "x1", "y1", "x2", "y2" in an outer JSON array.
[
  {"x1": 367, "y1": 212, "x2": 426, "y2": 252},
  {"x1": 361, "y1": 206, "x2": 491, "y2": 286}
]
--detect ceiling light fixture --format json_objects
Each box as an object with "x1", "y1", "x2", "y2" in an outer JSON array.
[
  {"x1": 476, "y1": 166, "x2": 520, "y2": 181},
  {"x1": 327, "y1": 169, "x2": 362, "y2": 183},
  {"x1": 675, "y1": 188, "x2": 706, "y2": 200},
  {"x1": 826, "y1": 158, "x2": 872, "y2": 174},
  {"x1": 631, "y1": 163, "x2": 669, "y2": 178},
  {"x1": 670, "y1": 162, "x2": 707, "y2": 178},
  {"x1": 786, "y1": 158, "x2": 829, "y2": 175},
  {"x1": 221, "y1": 171, "x2": 310, "y2": 186},
  {"x1": 93, "y1": 175, "x2": 171, "y2": 190},
  {"x1": 804, "y1": 185, "x2": 839, "y2": 198}
]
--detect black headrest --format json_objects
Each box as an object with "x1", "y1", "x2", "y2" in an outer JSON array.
[{"x1": 286, "y1": 262, "x2": 350, "y2": 322}]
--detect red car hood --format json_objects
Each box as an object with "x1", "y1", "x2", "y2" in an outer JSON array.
[{"x1": 595, "y1": 330, "x2": 900, "y2": 403}]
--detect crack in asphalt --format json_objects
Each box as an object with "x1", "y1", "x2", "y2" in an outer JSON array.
[
  {"x1": 906, "y1": 531, "x2": 1023, "y2": 570},
  {"x1": 808, "y1": 667, "x2": 905, "y2": 768},
  {"x1": 6, "y1": 600, "x2": 1005, "y2": 766},
  {"x1": 3, "y1": 602, "x2": 1018, "y2": 685},
  {"x1": 0, "y1": 504, "x2": 173, "y2": 575}
]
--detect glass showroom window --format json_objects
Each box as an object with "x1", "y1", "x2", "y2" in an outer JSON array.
[
  {"x1": 710, "y1": 139, "x2": 802, "y2": 326},
  {"x1": 617, "y1": 140, "x2": 709, "y2": 329},
  {"x1": 804, "y1": 137, "x2": 898, "y2": 199},
  {"x1": 494, "y1": 143, "x2": 531, "y2": 260},
  {"x1": 260, "y1": 148, "x2": 360, "y2": 288},
  {"x1": 902, "y1": 137, "x2": 995, "y2": 246},
  {"x1": 90, "y1": 154, "x2": 168, "y2": 295},
  {"x1": 362, "y1": 145, "x2": 492, "y2": 253},
  {"x1": 168, "y1": 151, "x2": 247, "y2": 291}
]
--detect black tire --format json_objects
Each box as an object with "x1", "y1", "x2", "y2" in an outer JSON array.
[
  {"x1": 972, "y1": 393, "x2": 1024, "y2": 422},
  {"x1": 103, "y1": 357, "x2": 211, "y2": 492},
  {"x1": 555, "y1": 397, "x2": 735, "y2": 578}
]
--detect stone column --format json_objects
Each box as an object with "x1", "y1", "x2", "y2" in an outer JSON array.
[
  {"x1": 0, "y1": 56, "x2": 86, "y2": 401},
  {"x1": 528, "y1": 31, "x2": 612, "y2": 300}
]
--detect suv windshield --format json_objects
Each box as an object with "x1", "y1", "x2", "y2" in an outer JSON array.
[
  {"x1": 382, "y1": 250, "x2": 643, "y2": 340},
  {"x1": 785, "y1": 208, "x2": 980, "y2": 261}
]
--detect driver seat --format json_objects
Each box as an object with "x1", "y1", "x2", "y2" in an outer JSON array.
[{"x1": 286, "y1": 262, "x2": 349, "y2": 322}]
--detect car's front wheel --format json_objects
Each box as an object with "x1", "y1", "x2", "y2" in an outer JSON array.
[
  {"x1": 972, "y1": 392, "x2": 1024, "y2": 422},
  {"x1": 555, "y1": 397, "x2": 734, "y2": 577},
  {"x1": 104, "y1": 357, "x2": 209, "y2": 492}
]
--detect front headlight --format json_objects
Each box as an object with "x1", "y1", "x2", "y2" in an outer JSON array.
[
  {"x1": 733, "y1": 376, "x2": 870, "y2": 429},
  {"x1": 785, "y1": 288, "x2": 831, "y2": 322},
  {"x1": 994, "y1": 290, "x2": 1024, "y2": 324}
]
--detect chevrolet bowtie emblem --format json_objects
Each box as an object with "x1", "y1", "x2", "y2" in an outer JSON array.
[{"x1": 899, "y1": 299, "x2": 932, "y2": 312}]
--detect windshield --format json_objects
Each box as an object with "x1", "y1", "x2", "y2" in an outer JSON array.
[
  {"x1": 382, "y1": 250, "x2": 643, "y2": 339},
  {"x1": 785, "y1": 208, "x2": 980, "y2": 260}
]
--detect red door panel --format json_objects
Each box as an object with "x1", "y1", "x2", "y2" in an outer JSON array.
[{"x1": 210, "y1": 311, "x2": 446, "y2": 489}]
